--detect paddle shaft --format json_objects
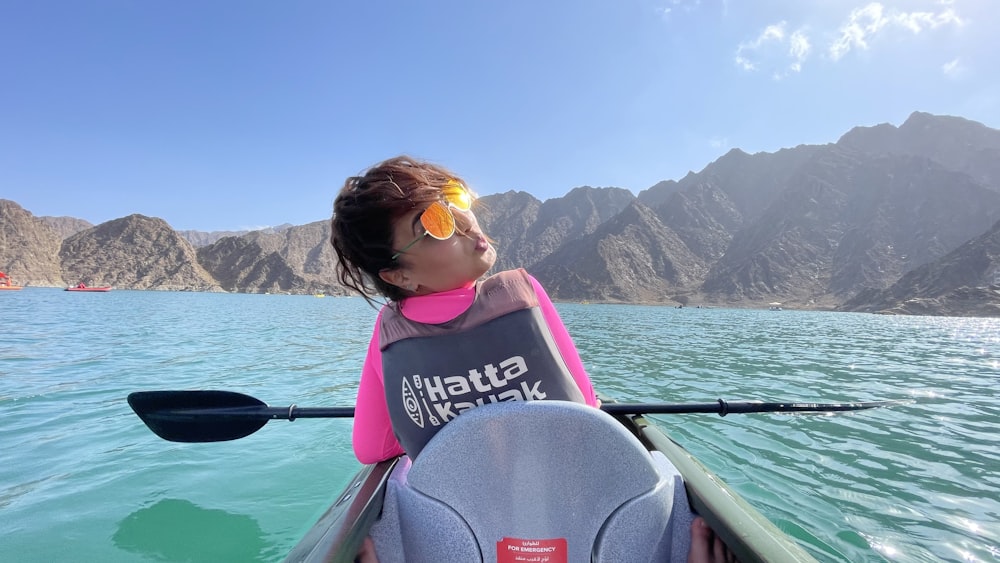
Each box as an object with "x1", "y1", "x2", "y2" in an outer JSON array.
[
  {"x1": 148, "y1": 399, "x2": 897, "y2": 421},
  {"x1": 169, "y1": 405, "x2": 356, "y2": 420},
  {"x1": 602, "y1": 399, "x2": 900, "y2": 416}
]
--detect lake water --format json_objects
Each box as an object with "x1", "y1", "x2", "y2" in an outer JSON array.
[{"x1": 1, "y1": 288, "x2": 997, "y2": 562}]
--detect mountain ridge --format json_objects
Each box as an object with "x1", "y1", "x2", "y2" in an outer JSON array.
[{"x1": 3, "y1": 111, "x2": 999, "y2": 316}]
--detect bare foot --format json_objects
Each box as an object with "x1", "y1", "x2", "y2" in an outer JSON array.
[
  {"x1": 355, "y1": 536, "x2": 379, "y2": 563},
  {"x1": 688, "y1": 517, "x2": 738, "y2": 563}
]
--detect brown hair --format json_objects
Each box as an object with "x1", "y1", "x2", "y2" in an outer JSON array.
[{"x1": 331, "y1": 156, "x2": 466, "y2": 306}]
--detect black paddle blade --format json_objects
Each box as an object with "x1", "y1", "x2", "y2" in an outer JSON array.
[{"x1": 127, "y1": 390, "x2": 270, "y2": 443}]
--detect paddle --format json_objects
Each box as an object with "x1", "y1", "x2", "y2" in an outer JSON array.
[{"x1": 127, "y1": 390, "x2": 908, "y2": 443}]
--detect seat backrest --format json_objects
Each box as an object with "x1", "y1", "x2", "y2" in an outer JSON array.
[{"x1": 372, "y1": 401, "x2": 692, "y2": 563}]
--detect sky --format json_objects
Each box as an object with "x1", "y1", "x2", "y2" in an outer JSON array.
[{"x1": 2, "y1": 0, "x2": 997, "y2": 232}]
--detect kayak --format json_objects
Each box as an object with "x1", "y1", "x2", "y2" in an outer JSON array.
[
  {"x1": 283, "y1": 399, "x2": 819, "y2": 563},
  {"x1": 126, "y1": 390, "x2": 898, "y2": 560},
  {"x1": 65, "y1": 285, "x2": 113, "y2": 292}
]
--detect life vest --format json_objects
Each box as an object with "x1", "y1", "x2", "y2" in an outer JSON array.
[{"x1": 379, "y1": 269, "x2": 586, "y2": 459}]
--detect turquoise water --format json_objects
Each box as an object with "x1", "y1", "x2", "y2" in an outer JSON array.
[{"x1": 1, "y1": 289, "x2": 997, "y2": 562}]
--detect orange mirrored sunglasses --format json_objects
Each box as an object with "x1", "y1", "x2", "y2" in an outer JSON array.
[{"x1": 391, "y1": 180, "x2": 474, "y2": 261}]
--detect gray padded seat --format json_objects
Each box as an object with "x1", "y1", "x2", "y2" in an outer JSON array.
[{"x1": 369, "y1": 400, "x2": 694, "y2": 562}]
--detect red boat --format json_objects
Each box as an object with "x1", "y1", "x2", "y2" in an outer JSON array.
[
  {"x1": 66, "y1": 283, "x2": 113, "y2": 292},
  {"x1": 0, "y1": 271, "x2": 23, "y2": 291}
]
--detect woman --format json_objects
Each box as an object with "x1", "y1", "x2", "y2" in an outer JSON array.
[
  {"x1": 331, "y1": 155, "x2": 599, "y2": 463},
  {"x1": 331, "y1": 156, "x2": 737, "y2": 563}
]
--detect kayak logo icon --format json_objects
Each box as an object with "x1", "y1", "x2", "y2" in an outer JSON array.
[
  {"x1": 401, "y1": 377, "x2": 424, "y2": 428},
  {"x1": 401, "y1": 355, "x2": 545, "y2": 428}
]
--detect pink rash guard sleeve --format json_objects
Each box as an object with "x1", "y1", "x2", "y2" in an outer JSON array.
[
  {"x1": 351, "y1": 311, "x2": 404, "y2": 464},
  {"x1": 527, "y1": 275, "x2": 598, "y2": 408},
  {"x1": 351, "y1": 272, "x2": 598, "y2": 464}
]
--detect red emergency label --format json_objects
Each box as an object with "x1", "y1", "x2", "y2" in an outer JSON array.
[{"x1": 496, "y1": 536, "x2": 568, "y2": 563}]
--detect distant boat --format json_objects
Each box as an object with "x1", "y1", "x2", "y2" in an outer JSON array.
[
  {"x1": 768, "y1": 302, "x2": 783, "y2": 311},
  {"x1": 314, "y1": 293, "x2": 326, "y2": 298},
  {"x1": 66, "y1": 283, "x2": 113, "y2": 292},
  {"x1": 0, "y1": 271, "x2": 22, "y2": 291}
]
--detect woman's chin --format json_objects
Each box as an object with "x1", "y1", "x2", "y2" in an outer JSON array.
[{"x1": 480, "y1": 245, "x2": 498, "y2": 270}]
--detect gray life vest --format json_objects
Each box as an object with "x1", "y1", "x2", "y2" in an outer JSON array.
[{"x1": 380, "y1": 269, "x2": 586, "y2": 459}]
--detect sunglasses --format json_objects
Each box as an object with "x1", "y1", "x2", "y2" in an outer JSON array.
[{"x1": 391, "y1": 180, "x2": 474, "y2": 261}]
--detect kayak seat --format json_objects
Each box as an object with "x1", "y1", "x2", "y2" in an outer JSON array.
[{"x1": 368, "y1": 400, "x2": 694, "y2": 563}]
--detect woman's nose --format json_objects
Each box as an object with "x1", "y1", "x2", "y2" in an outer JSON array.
[{"x1": 453, "y1": 207, "x2": 476, "y2": 233}]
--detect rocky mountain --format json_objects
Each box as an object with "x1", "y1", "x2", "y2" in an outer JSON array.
[
  {"x1": 59, "y1": 215, "x2": 221, "y2": 291},
  {"x1": 608, "y1": 112, "x2": 1000, "y2": 311},
  {"x1": 652, "y1": 179, "x2": 742, "y2": 263},
  {"x1": 1, "y1": 200, "x2": 65, "y2": 286},
  {"x1": 639, "y1": 145, "x2": 827, "y2": 222},
  {"x1": 837, "y1": 111, "x2": 1000, "y2": 190},
  {"x1": 39, "y1": 216, "x2": 93, "y2": 239},
  {"x1": 474, "y1": 190, "x2": 544, "y2": 272},
  {"x1": 179, "y1": 223, "x2": 296, "y2": 247},
  {"x1": 531, "y1": 201, "x2": 705, "y2": 303},
  {"x1": 477, "y1": 186, "x2": 634, "y2": 272},
  {"x1": 3, "y1": 112, "x2": 1000, "y2": 316},
  {"x1": 840, "y1": 219, "x2": 1000, "y2": 316},
  {"x1": 697, "y1": 149, "x2": 1000, "y2": 306},
  {"x1": 196, "y1": 221, "x2": 346, "y2": 295}
]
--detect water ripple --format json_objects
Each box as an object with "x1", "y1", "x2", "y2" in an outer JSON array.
[
  {"x1": 1, "y1": 292, "x2": 997, "y2": 562},
  {"x1": 559, "y1": 304, "x2": 1000, "y2": 563}
]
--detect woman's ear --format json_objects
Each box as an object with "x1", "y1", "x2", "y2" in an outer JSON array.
[{"x1": 379, "y1": 268, "x2": 411, "y2": 291}]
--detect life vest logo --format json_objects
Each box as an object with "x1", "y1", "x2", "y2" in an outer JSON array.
[
  {"x1": 400, "y1": 377, "x2": 423, "y2": 428},
  {"x1": 402, "y1": 355, "x2": 546, "y2": 428}
]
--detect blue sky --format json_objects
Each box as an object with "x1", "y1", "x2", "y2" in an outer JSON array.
[{"x1": 2, "y1": 1, "x2": 996, "y2": 232}]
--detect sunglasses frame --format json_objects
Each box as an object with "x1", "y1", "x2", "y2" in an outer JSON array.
[{"x1": 390, "y1": 183, "x2": 473, "y2": 261}]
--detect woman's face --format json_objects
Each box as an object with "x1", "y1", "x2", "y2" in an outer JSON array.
[{"x1": 387, "y1": 204, "x2": 497, "y2": 294}]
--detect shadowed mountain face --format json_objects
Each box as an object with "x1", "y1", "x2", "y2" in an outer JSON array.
[
  {"x1": 699, "y1": 149, "x2": 1000, "y2": 304},
  {"x1": 196, "y1": 221, "x2": 345, "y2": 295},
  {"x1": 530, "y1": 201, "x2": 705, "y2": 303},
  {"x1": 837, "y1": 111, "x2": 1000, "y2": 190},
  {"x1": 477, "y1": 186, "x2": 635, "y2": 272},
  {"x1": 840, "y1": 219, "x2": 1000, "y2": 317},
  {"x1": 4, "y1": 112, "x2": 1000, "y2": 315},
  {"x1": 473, "y1": 190, "x2": 543, "y2": 272}
]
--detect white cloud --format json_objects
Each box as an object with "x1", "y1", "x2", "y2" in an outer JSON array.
[
  {"x1": 828, "y1": 2, "x2": 964, "y2": 61},
  {"x1": 894, "y1": 7, "x2": 962, "y2": 33},
  {"x1": 942, "y1": 57, "x2": 964, "y2": 77},
  {"x1": 656, "y1": 0, "x2": 702, "y2": 20},
  {"x1": 788, "y1": 30, "x2": 812, "y2": 72},
  {"x1": 735, "y1": 22, "x2": 786, "y2": 71},
  {"x1": 829, "y1": 3, "x2": 889, "y2": 61},
  {"x1": 708, "y1": 136, "x2": 729, "y2": 149},
  {"x1": 736, "y1": 2, "x2": 967, "y2": 77},
  {"x1": 735, "y1": 22, "x2": 811, "y2": 78}
]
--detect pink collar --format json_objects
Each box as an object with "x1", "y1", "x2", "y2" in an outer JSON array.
[{"x1": 399, "y1": 283, "x2": 477, "y2": 324}]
